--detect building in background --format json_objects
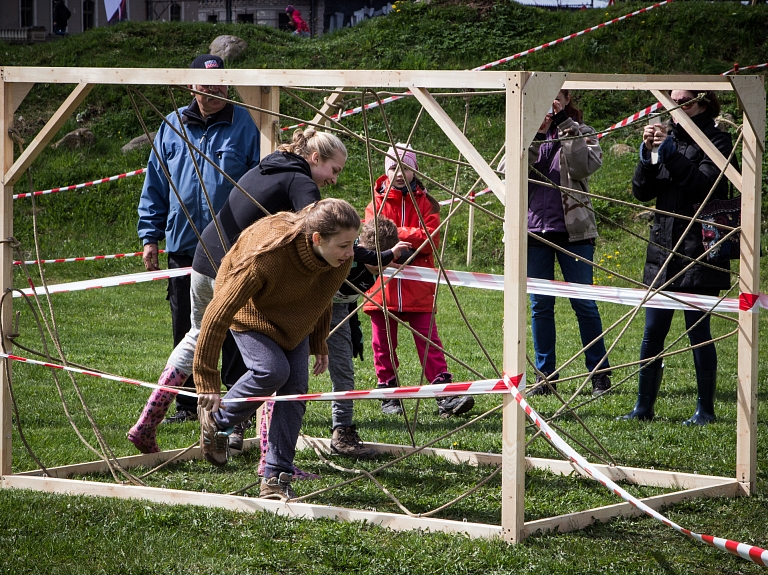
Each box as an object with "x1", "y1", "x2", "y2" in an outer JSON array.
[{"x1": 1, "y1": 0, "x2": 397, "y2": 41}]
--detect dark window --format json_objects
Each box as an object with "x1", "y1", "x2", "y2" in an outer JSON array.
[
  {"x1": 236, "y1": 13, "x2": 253, "y2": 23},
  {"x1": 83, "y1": 0, "x2": 95, "y2": 29},
  {"x1": 20, "y1": 0, "x2": 34, "y2": 27},
  {"x1": 170, "y1": 2, "x2": 181, "y2": 21},
  {"x1": 207, "y1": 14, "x2": 217, "y2": 23}
]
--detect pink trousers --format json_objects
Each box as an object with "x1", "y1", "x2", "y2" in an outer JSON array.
[{"x1": 368, "y1": 309, "x2": 449, "y2": 385}]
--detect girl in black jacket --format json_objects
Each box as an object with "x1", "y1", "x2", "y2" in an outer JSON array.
[{"x1": 621, "y1": 90, "x2": 734, "y2": 426}]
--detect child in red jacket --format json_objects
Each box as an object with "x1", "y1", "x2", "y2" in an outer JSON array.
[{"x1": 364, "y1": 145, "x2": 474, "y2": 418}]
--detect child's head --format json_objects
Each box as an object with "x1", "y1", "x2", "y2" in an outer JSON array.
[
  {"x1": 359, "y1": 217, "x2": 398, "y2": 252},
  {"x1": 384, "y1": 143, "x2": 417, "y2": 189},
  {"x1": 279, "y1": 127, "x2": 348, "y2": 188},
  {"x1": 306, "y1": 199, "x2": 361, "y2": 267}
]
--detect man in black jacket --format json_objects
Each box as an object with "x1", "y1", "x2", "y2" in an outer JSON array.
[{"x1": 53, "y1": 0, "x2": 71, "y2": 35}]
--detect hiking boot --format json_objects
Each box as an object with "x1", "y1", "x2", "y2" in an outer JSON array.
[
  {"x1": 198, "y1": 405, "x2": 230, "y2": 468},
  {"x1": 432, "y1": 372, "x2": 475, "y2": 418},
  {"x1": 528, "y1": 373, "x2": 557, "y2": 397},
  {"x1": 378, "y1": 377, "x2": 404, "y2": 415},
  {"x1": 591, "y1": 373, "x2": 612, "y2": 397},
  {"x1": 260, "y1": 472, "x2": 296, "y2": 501},
  {"x1": 331, "y1": 425, "x2": 379, "y2": 459},
  {"x1": 162, "y1": 408, "x2": 197, "y2": 424},
  {"x1": 228, "y1": 420, "x2": 252, "y2": 451}
]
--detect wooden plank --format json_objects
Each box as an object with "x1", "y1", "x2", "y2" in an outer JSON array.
[
  {"x1": 521, "y1": 72, "x2": 566, "y2": 153},
  {"x1": 235, "y1": 86, "x2": 280, "y2": 159},
  {"x1": 0, "y1": 80, "x2": 14, "y2": 476},
  {"x1": 501, "y1": 72, "x2": 528, "y2": 544},
  {"x1": 1, "y1": 68, "x2": 509, "y2": 90},
  {"x1": 410, "y1": 87, "x2": 505, "y2": 205},
  {"x1": 311, "y1": 88, "x2": 347, "y2": 127},
  {"x1": 730, "y1": 75, "x2": 765, "y2": 151},
  {"x1": 11, "y1": 83, "x2": 33, "y2": 114},
  {"x1": 0, "y1": 475, "x2": 503, "y2": 539},
  {"x1": 3, "y1": 83, "x2": 94, "y2": 187},
  {"x1": 564, "y1": 73, "x2": 733, "y2": 91},
  {"x1": 733, "y1": 77, "x2": 764, "y2": 495},
  {"x1": 523, "y1": 480, "x2": 740, "y2": 537},
  {"x1": 651, "y1": 89, "x2": 742, "y2": 192}
]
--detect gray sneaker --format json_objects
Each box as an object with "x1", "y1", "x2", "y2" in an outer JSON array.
[
  {"x1": 198, "y1": 405, "x2": 229, "y2": 467},
  {"x1": 260, "y1": 472, "x2": 296, "y2": 501},
  {"x1": 591, "y1": 373, "x2": 612, "y2": 397}
]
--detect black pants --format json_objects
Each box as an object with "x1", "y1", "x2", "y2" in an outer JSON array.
[
  {"x1": 639, "y1": 287, "x2": 719, "y2": 372},
  {"x1": 168, "y1": 254, "x2": 247, "y2": 412}
]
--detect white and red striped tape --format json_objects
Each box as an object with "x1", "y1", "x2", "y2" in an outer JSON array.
[
  {"x1": 723, "y1": 62, "x2": 768, "y2": 76},
  {"x1": 502, "y1": 373, "x2": 768, "y2": 567},
  {"x1": 13, "y1": 250, "x2": 164, "y2": 266},
  {"x1": 13, "y1": 264, "x2": 768, "y2": 313},
  {"x1": 12, "y1": 168, "x2": 145, "y2": 200}
]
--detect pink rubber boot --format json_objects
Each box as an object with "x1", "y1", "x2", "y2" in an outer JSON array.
[{"x1": 127, "y1": 365, "x2": 189, "y2": 454}]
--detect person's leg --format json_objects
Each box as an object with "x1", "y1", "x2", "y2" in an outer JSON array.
[
  {"x1": 328, "y1": 303, "x2": 355, "y2": 429},
  {"x1": 527, "y1": 242, "x2": 559, "y2": 395},
  {"x1": 128, "y1": 271, "x2": 213, "y2": 453},
  {"x1": 220, "y1": 328, "x2": 251, "y2": 450},
  {"x1": 556, "y1": 244, "x2": 612, "y2": 395},
  {"x1": 682, "y1": 308, "x2": 717, "y2": 425},
  {"x1": 167, "y1": 253, "x2": 197, "y2": 417},
  {"x1": 620, "y1": 307, "x2": 673, "y2": 420},
  {"x1": 369, "y1": 309, "x2": 403, "y2": 415}
]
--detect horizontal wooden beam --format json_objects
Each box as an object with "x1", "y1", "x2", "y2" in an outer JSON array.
[
  {"x1": 523, "y1": 480, "x2": 739, "y2": 538},
  {"x1": 563, "y1": 73, "x2": 734, "y2": 91},
  {"x1": 1, "y1": 475, "x2": 503, "y2": 539},
  {"x1": 0, "y1": 67, "x2": 509, "y2": 90}
]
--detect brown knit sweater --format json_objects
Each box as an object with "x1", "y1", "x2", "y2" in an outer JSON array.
[{"x1": 193, "y1": 219, "x2": 352, "y2": 395}]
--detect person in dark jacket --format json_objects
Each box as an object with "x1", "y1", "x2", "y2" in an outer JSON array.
[
  {"x1": 128, "y1": 128, "x2": 347, "y2": 455},
  {"x1": 52, "y1": 0, "x2": 71, "y2": 35},
  {"x1": 620, "y1": 90, "x2": 734, "y2": 426},
  {"x1": 503, "y1": 90, "x2": 611, "y2": 398}
]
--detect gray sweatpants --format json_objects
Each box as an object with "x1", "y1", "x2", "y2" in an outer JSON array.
[
  {"x1": 213, "y1": 331, "x2": 309, "y2": 478},
  {"x1": 327, "y1": 302, "x2": 356, "y2": 429}
]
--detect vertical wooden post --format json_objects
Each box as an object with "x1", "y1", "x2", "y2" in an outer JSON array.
[
  {"x1": 466, "y1": 191, "x2": 475, "y2": 266},
  {"x1": 501, "y1": 72, "x2": 528, "y2": 543},
  {"x1": 731, "y1": 75, "x2": 765, "y2": 495},
  {"x1": 0, "y1": 77, "x2": 16, "y2": 476},
  {"x1": 235, "y1": 86, "x2": 280, "y2": 160}
]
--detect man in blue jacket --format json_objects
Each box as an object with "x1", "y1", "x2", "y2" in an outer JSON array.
[{"x1": 138, "y1": 53, "x2": 260, "y2": 423}]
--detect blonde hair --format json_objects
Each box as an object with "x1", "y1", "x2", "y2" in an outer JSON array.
[
  {"x1": 227, "y1": 198, "x2": 360, "y2": 275},
  {"x1": 278, "y1": 127, "x2": 347, "y2": 162}
]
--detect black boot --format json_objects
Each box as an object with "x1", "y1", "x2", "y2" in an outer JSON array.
[
  {"x1": 618, "y1": 365, "x2": 663, "y2": 421},
  {"x1": 682, "y1": 369, "x2": 716, "y2": 426}
]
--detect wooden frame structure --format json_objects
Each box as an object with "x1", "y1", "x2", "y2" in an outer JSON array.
[{"x1": 0, "y1": 68, "x2": 764, "y2": 543}]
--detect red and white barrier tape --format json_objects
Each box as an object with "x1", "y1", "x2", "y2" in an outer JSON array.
[
  {"x1": 502, "y1": 373, "x2": 768, "y2": 567},
  {"x1": 14, "y1": 267, "x2": 190, "y2": 298},
  {"x1": 13, "y1": 250, "x2": 164, "y2": 266},
  {"x1": 474, "y1": 1, "x2": 672, "y2": 71},
  {"x1": 438, "y1": 189, "x2": 493, "y2": 207},
  {"x1": 383, "y1": 265, "x2": 766, "y2": 313},
  {"x1": 723, "y1": 62, "x2": 768, "y2": 76},
  {"x1": 12, "y1": 168, "x2": 145, "y2": 200},
  {"x1": 12, "y1": 264, "x2": 768, "y2": 313},
  {"x1": 281, "y1": 1, "x2": 671, "y2": 132}
]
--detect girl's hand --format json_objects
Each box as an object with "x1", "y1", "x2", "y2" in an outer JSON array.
[
  {"x1": 313, "y1": 354, "x2": 329, "y2": 375},
  {"x1": 198, "y1": 393, "x2": 221, "y2": 413},
  {"x1": 391, "y1": 240, "x2": 412, "y2": 261}
]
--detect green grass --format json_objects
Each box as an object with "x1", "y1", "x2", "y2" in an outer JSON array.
[{"x1": 1, "y1": 1, "x2": 768, "y2": 572}]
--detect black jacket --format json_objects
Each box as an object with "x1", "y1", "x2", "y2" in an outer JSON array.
[
  {"x1": 632, "y1": 114, "x2": 734, "y2": 291},
  {"x1": 192, "y1": 151, "x2": 321, "y2": 278}
]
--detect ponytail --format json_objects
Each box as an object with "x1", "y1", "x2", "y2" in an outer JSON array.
[{"x1": 278, "y1": 127, "x2": 347, "y2": 162}]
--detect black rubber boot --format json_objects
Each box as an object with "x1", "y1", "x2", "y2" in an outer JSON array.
[
  {"x1": 682, "y1": 369, "x2": 717, "y2": 426},
  {"x1": 618, "y1": 365, "x2": 663, "y2": 421}
]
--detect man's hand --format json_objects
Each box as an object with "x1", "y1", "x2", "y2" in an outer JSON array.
[
  {"x1": 143, "y1": 243, "x2": 159, "y2": 271},
  {"x1": 312, "y1": 354, "x2": 329, "y2": 375},
  {"x1": 391, "y1": 241, "x2": 412, "y2": 262}
]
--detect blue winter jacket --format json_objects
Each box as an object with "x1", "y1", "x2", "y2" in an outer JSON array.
[{"x1": 137, "y1": 101, "x2": 260, "y2": 256}]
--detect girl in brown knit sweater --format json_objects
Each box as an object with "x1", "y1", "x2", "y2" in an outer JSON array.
[{"x1": 193, "y1": 198, "x2": 360, "y2": 500}]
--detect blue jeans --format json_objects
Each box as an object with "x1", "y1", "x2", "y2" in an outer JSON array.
[{"x1": 528, "y1": 242, "x2": 610, "y2": 376}]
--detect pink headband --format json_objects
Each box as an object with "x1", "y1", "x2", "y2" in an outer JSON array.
[{"x1": 384, "y1": 145, "x2": 418, "y2": 173}]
